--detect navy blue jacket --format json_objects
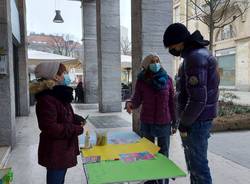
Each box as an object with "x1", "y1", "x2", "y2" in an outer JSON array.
[{"x1": 176, "y1": 47, "x2": 220, "y2": 127}]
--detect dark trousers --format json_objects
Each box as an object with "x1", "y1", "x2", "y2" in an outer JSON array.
[
  {"x1": 143, "y1": 126, "x2": 171, "y2": 184},
  {"x1": 47, "y1": 169, "x2": 67, "y2": 184}
]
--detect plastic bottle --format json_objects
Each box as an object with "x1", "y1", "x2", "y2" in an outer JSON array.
[{"x1": 84, "y1": 131, "x2": 90, "y2": 148}]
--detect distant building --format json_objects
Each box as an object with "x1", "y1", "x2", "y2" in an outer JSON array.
[
  {"x1": 27, "y1": 33, "x2": 84, "y2": 63},
  {"x1": 173, "y1": 0, "x2": 250, "y2": 91}
]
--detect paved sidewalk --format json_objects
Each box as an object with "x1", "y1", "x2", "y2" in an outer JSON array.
[
  {"x1": 6, "y1": 104, "x2": 250, "y2": 184},
  {"x1": 6, "y1": 107, "x2": 86, "y2": 184},
  {"x1": 223, "y1": 91, "x2": 250, "y2": 105}
]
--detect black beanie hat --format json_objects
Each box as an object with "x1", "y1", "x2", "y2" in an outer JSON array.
[{"x1": 163, "y1": 23, "x2": 190, "y2": 48}]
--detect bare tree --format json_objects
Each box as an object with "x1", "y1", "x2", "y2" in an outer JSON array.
[
  {"x1": 50, "y1": 34, "x2": 79, "y2": 57},
  {"x1": 121, "y1": 38, "x2": 131, "y2": 55},
  {"x1": 188, "y1": 0, "x2": 250, "y2": 51}
]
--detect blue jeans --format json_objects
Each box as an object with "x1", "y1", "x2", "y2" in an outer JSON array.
[
  {"x1": 141, "y1": 123, "x2": 171, "y2": 184},
  {"x1": 181, "y1": 120, "x2": 212, "y2": 184},
  {"x1": 140, "y1": 123, "x2": 171, "y2": 157},
  {"x1": 47, "y1": 169, "x2": 67, "y2": 184}
]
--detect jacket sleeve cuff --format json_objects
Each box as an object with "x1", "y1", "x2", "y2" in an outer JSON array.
[{"x1": 178, "y1": 124, "x2": 189, "y2": 133}]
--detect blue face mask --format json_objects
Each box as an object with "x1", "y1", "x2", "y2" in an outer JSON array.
[
  {"x1": 149, "y1": 63, "x2": 161, "y2": 73},
  {"x1": 63, "y1": 74, "x2": 71, "y2": 86}
]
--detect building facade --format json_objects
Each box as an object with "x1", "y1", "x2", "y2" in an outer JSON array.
[
  {"x1": 0, "y1": 0, "x2": 29, "y2": 147},
  {"x1": 173, "y1": 0, "x2": 250, "y2": 91}
]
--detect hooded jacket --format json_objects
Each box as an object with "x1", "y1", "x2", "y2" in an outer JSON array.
[
  {"x1": 31, "y1": 80, "x2": 84, "y2": 169},
  {"x1": 176, "y1": 31, "x2": 220, "y2": 128}
]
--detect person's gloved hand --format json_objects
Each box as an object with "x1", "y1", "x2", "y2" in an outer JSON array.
[
  {"x1": 74, "y1": 114, "x2": 86, "y2": 126},
  {"x1": 171, "y1": 121, "x2": 179, "y2": 135},
  {"x1": 178, "y1": 122, "x2": 189, "y2": 138},
  {"x1": 178, "y1": 123, "x2": 189, "y2": 133},
  {"x1": 74, "y1": 124, "x2": 84, "y2": 135}
]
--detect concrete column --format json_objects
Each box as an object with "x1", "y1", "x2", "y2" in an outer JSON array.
[
  {"x1": 83, "y1": 0, "x2": 98, "y2": 103},
  {"x1": 0, "y1": 0, "x2": 16, "y2": 146},
  {"x1": 96, "y1": 0, "x2": 121, "y2": 112},
  {"x1": 236, "y1": 41, "x2": 250, "y2": 91},
  {"x1": 131, "y1": 0, "x2": 173, "y2": 133},
  {"x1": 17, "y1": 0, "x2": 29, "y2": 116}
]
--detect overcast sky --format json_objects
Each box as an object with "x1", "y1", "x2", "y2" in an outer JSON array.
[{"x1": 26, "y1": 0, "x2": 131, "y2": 42}]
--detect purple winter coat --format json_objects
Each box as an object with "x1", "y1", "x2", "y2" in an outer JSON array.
[
  {"x1": 177, "y1": 47, "x2": 219, "y2": 127},
  {"x1": 130, "y1": 77, "x2": 176, "y2": 125}
]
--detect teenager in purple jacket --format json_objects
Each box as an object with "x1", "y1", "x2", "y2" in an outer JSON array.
[
  {"x1": 163, "y1": 23, "x2": 220, "y2": 184},
  {"x1": 126, "y1": 54, "x2": 177, "y2": 184}
]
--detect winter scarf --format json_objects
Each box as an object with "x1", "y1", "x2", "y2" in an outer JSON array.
[{"x1": 137, "y1": 68, "x2": 169, "y2": 90}]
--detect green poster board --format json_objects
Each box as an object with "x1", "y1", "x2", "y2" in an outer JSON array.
[{"x1": 85, "y1": 153, "x2": 186, "y2": 184}]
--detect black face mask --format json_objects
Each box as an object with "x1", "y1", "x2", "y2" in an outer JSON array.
[{"x1": 169, "y1": 48, "x2": 181, "y2": 56}]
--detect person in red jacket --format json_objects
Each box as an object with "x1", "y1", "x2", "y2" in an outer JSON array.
[
  {"x1": 125, "y1": 54, "x2": 177, "y2": 184},
  {"x1": 30, "y1": 62, "x2": 85, "y2": 184}
]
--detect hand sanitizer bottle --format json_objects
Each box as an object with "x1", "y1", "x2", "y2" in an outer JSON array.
[{"x1": 84, "y1": 131, "x2": 90, "y2": 148}]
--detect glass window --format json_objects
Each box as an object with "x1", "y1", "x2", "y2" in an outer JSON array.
[
  {"x1": 174, "y1": 6, "x2": 180, "y2": 23},
  {"x1": 217, "y1": 54, "x2": 235, "y2": 86},
  {"x1": 221, "y1": 25, "x2": 234, "y2": 40}
]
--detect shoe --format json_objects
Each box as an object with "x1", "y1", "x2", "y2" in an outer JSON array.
[{"x1": 144, "y1": 180, "x2": 157, "y2": 184}]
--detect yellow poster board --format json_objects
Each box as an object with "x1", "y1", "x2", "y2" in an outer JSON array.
[{"x1": 81, "y1": 138, "x2": 160, "y2": 161}]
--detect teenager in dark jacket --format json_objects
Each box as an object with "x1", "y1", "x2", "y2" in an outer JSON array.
[
  {"x1": 126, "y1": 54, "x2": 177, "y2": 184},
  {"x1": 163, "y1": 23, "x2": 220, "y2": 184},
  {"x1": 30, "y1": 62, "x2": 85, "y2": 184}
]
